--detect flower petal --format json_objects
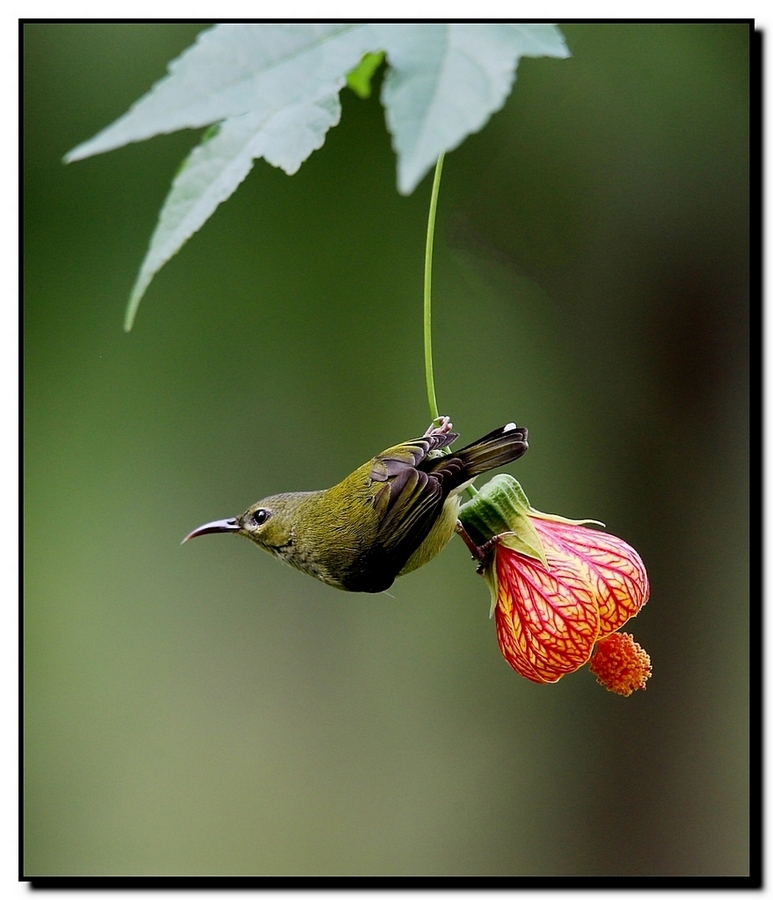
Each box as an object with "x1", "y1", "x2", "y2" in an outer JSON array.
[
  {"x1": 532, "y1": 518, "x2": 649, "y2": 635},
  {"x1": 494, "y1": 547, "x2": 601, "y2": 683}
]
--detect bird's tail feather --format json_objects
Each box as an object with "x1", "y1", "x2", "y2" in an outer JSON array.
[{"x1": 454, "y1": 423, "x2": 529, "y2": 477}]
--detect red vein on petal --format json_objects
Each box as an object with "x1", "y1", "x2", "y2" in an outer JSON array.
[
  {"x1": 495, "y1": 548, "x2": 601, "y2": 682},
  {"x1": 532, "y1": 519, "x2": 649, "y2": 635}
]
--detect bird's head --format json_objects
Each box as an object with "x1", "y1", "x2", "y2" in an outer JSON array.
[{"x1": 182, "y1": 492, "x2": 310, "y2": 555}]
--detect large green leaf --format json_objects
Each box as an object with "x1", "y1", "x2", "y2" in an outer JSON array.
[
  {"x1": 65, "y1": 23, "x2": 569, "y2": 328},
  {"x1": 124, "y1": 94, "x2": 341, "y2": 330},
  {"x1": 375, "y1": 23, "x2": 569, "y2": 194},
  {"x1": 65, "y1": 24, "x2": 371, "y2": 163}
]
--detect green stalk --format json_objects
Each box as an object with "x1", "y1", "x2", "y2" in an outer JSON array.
[
  {"x1": 422, "y1": 154, "x2": 478, "y2": 500},
  {"x1": 423, "y1": 153, "x2": 444, "y2": 423}
]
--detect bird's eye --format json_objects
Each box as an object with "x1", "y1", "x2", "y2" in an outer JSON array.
[{"x1": 252, "y1": 509, "x2": 270, "y2": 526}]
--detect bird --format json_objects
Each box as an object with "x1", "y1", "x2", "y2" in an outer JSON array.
[{"x1": 183, "y1": 417, "x2": 528, "y2": 593}]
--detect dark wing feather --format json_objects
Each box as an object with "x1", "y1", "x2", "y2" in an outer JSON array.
[
  {"x1": 368, "y1": 434, "x2": 464, "y2": 574},
  {"x1": 369, "y1": 431, "x2": 458, "y2": 482},
  {"x1": 343, "y1": 464, "x2": 448, "y2": 593},
  {"x1": 375, "y1": 448, "x2": 463, "y2": 572},
  {"x1": 375, "y1": 467, "x2": 445, "y2": 568}
]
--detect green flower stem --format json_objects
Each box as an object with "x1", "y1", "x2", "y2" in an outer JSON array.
[
  {"x1": 424, "y1": 153, "x2": 444, "y2": 423},
  {"x1": 422, "y1": 153, "x2": 477, "y2": 499}
]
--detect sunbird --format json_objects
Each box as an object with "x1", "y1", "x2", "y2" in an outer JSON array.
[{"x1": 183, "y1": 417, "x2": 528, "y2": 593}]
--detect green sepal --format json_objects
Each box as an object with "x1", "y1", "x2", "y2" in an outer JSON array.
[
  {"x1": 458, "y1": 474, "x2": 548, "y2": 568},
  {"x1": 497, "y1": 531, "x2": 547, "y2": 565},
  {"x1": 346, "y1": 51, "x2": 385, "y2": 99},
  {"x1": 527, "y1": 508, "x2": 605, "y2": 529}
]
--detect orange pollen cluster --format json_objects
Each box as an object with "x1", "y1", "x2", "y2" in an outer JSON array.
[{"x1": 589, "y1": 632, "x2": 651, "y2": 696}]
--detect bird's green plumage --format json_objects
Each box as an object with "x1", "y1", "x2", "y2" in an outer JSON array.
[{"x1": 184, "y1": 421, "x2": 528, "y2": 592}]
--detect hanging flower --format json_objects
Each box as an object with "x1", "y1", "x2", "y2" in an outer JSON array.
[{"x1": 458, "y1": 475, "x2": 651, "y2": 693}]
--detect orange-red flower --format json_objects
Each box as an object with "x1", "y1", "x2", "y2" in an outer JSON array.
[{"x1": 458, "y1": 475, "x2": 651, "y2": 693}]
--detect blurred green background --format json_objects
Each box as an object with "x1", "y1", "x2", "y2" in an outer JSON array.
[{"x1": 24, "y1": 23, "x2": 749, "y2": 876}]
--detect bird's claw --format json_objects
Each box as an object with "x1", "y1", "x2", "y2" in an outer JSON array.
[
  {"x1": 455, "y1": 522, "x2": 500, "y2": 573},
  {"x1": 424, "y1": 415, "x2": 453, "y2": 437}
]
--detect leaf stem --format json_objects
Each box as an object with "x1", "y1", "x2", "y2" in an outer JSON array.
[{"x1": 424, "y1": 153, "x2": 444, "y2": 423}]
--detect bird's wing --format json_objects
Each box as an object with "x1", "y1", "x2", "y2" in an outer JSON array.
[
  {"x1": 368, "y1": 431, "x2": 458, "y2": 483},
  {"x1": 371, "y1": 468, "x2": 444, "y2": 568},
  {"x1": 367, "y1": 434, "x2": 464, "y2": 571}
]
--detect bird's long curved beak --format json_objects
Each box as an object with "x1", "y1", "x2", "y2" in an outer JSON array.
[{"x1": 182, "y1": 517, "x2": 241, "y2": 544}]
